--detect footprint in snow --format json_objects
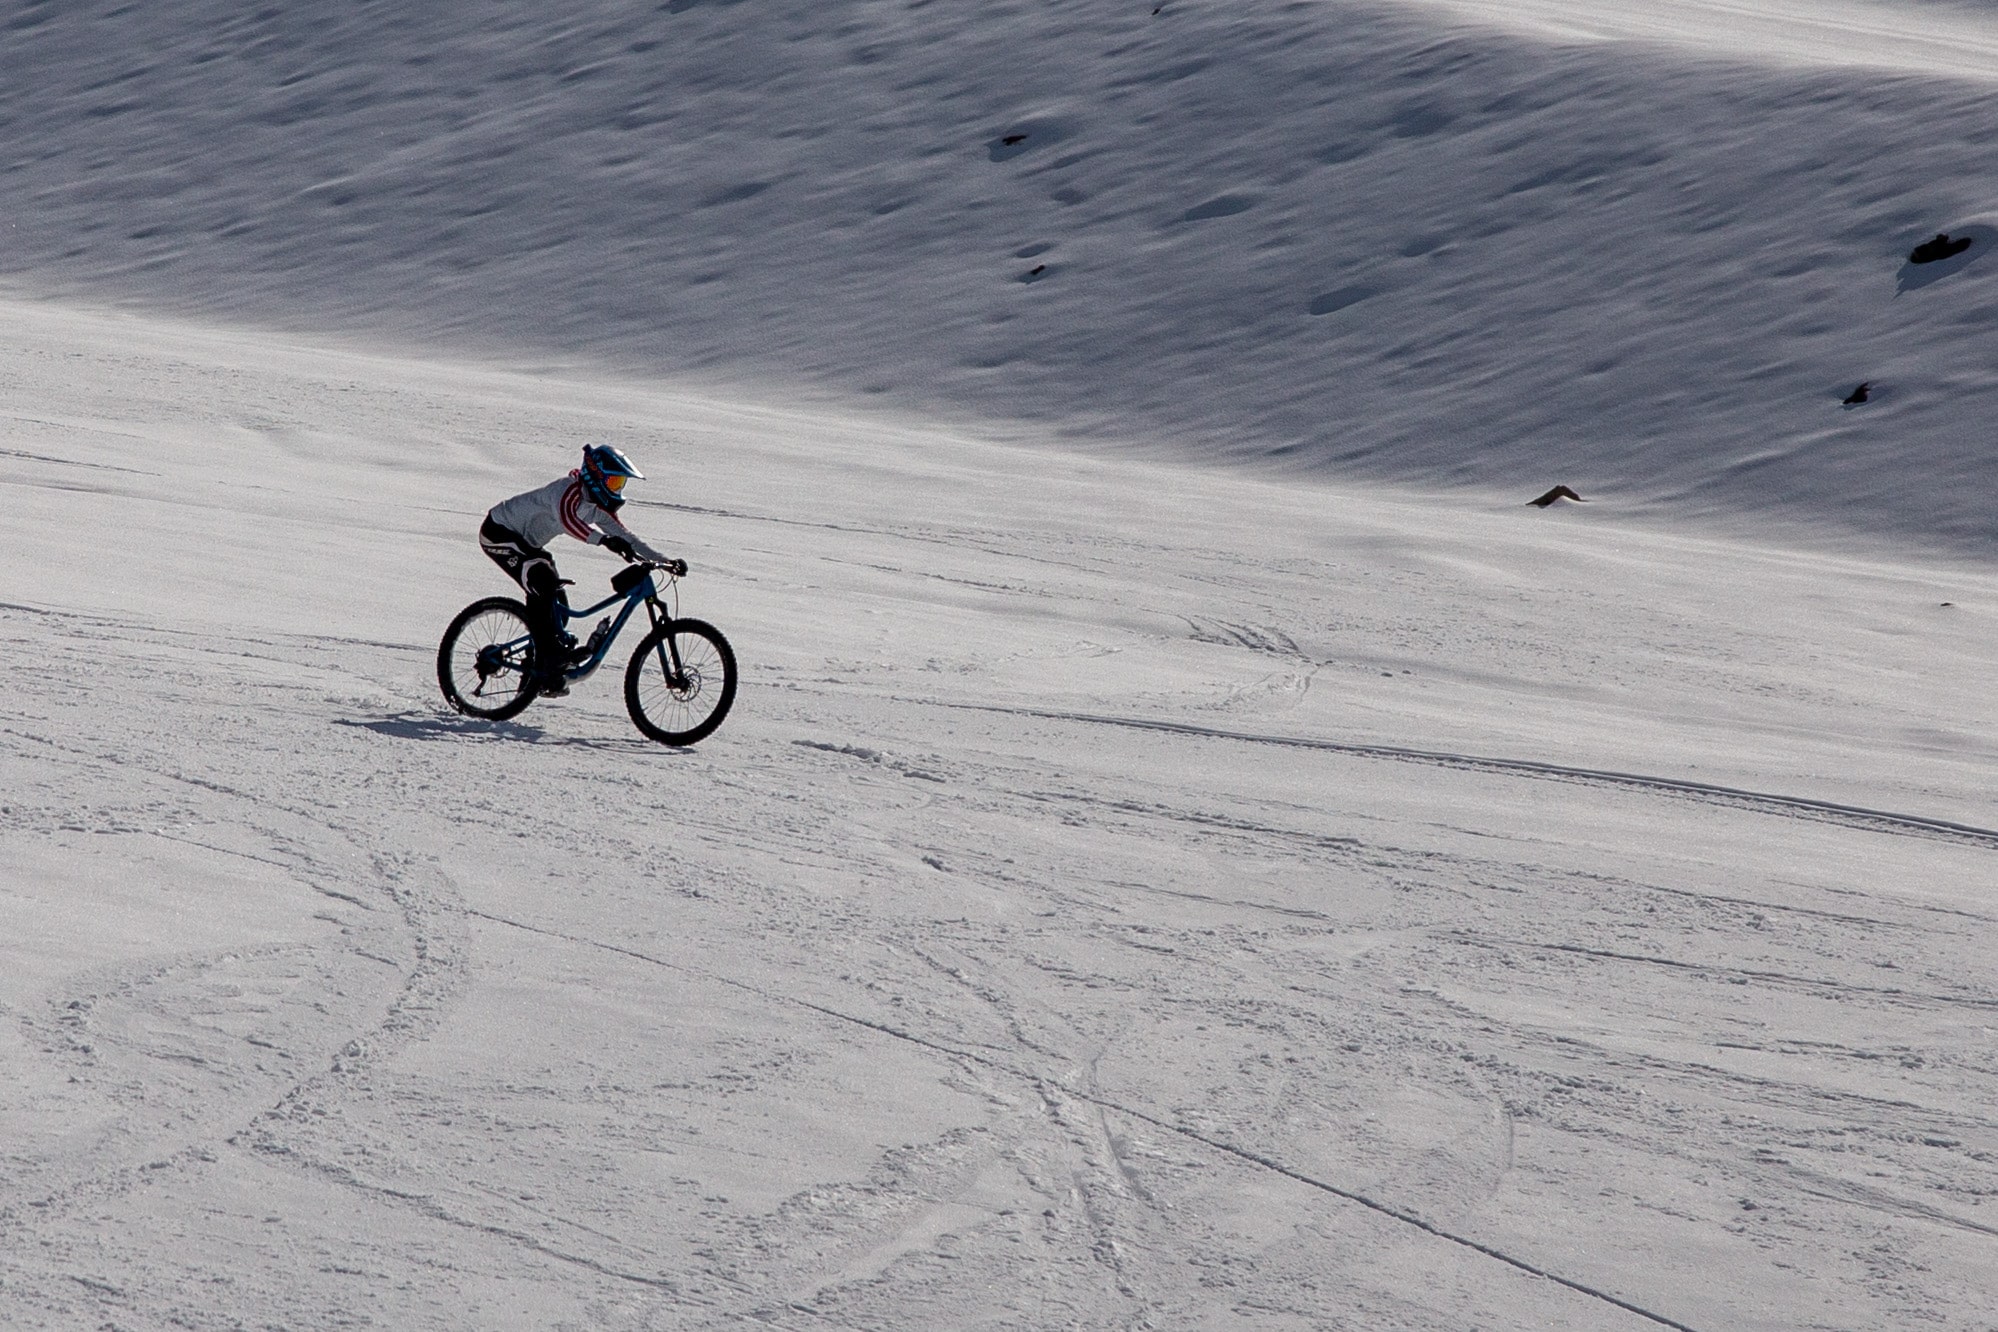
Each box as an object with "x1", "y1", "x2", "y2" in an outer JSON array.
[
  {"x1": 1181, "y1": 194, "x2": 1258, "y2": 223},
  {"x1": 1308, "y1": 284, "x2": 1378, "y2": 316}
]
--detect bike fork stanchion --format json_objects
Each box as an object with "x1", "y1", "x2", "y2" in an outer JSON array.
[{"x1": 653, "y1": 627, "x2": 680, "y2": 687}]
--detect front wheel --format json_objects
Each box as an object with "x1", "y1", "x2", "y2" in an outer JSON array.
[
  {"x1": 438, "y1": 597, "x2": 541, "y2": 721},
  {"x1": 625, "y1": 618, "x2": 737, "y2": 746}
]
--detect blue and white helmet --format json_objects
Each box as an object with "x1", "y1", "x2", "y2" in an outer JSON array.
[{"x1": 579, "y1": 444, "x2": 643, "y2": 510}]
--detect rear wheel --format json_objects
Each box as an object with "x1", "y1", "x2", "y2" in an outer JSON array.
[
  {"x1": 624, "y1": 618, "x2": 736, "y2": 746},
  {"x1": 438, "y1": 597, "x2": 541, "y2": 721}
]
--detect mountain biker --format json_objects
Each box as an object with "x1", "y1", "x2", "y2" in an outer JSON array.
[{"x1": 479, "y1": 445, "x2": 685, "y2": 696}]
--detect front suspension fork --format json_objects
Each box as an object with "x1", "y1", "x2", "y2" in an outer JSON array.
[{"x1": 646, "y1": 599, "x2": 687, "y2": 684}]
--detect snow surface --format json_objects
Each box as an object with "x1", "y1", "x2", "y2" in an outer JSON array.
[
  {"x1": 4, "y1": 1, "x2": 1998, "y2": 1329},
  {"x1": 11, "y1": 0, "x2": 1998, "y2": 549},
  {"x1": 1415, "y1": 0, "x2": 1998, "y2": 80}
]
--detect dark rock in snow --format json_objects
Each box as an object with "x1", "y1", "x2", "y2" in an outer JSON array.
[
  {"x1": 1909, "y1": 233, "x2": 1973, "y2": 264},
  {"x1": 1527, "y1": 485, "x2": 1586, "y2": 508},
  {"x1": 1843, "y1": 382, "x2": 1870, "y2": 405}
]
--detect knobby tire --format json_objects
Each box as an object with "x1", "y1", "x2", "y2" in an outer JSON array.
[
  {"x1": 624, "y1": 617, "x2": 736, "y2": 746},
  {"x1": 438, "y1": 596, "x2": 542, "y2": 721}
]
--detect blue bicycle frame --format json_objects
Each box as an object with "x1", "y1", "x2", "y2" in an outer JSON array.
[
  {"x1": 546, "y1": 565, "x2": 674, "y2": 683},
  {"x1": 443, "y1": 556, "x2": 733, "y2": 742}
]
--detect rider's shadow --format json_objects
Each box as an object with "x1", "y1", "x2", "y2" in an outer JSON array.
[{"x1": 335, "y1": 713, "x2": 668, "y2": 753}]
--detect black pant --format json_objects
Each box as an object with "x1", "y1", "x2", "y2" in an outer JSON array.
[{"x1": 480, "y1": 517, "x2": 568, "y2": 674}]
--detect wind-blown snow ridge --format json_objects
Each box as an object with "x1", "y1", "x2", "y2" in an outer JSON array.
[{"x1": 6, "y1": 0, "x2": 1998, "y2": 547}]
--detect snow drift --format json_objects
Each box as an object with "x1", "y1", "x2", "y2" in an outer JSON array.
[{"x1": 6, "y1": 0, "x2": 1998, "y2": 546}]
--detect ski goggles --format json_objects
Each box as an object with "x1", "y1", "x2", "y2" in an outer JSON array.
[{"x1": 603, "y1": 473, "x2": 629, "y2": 494}]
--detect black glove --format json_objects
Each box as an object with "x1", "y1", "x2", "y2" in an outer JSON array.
[
  {"x1": 601, "y1": 534, "x2": 635, "y2": 560},
  {"x1": 666, "y1": 558, "x2": 689, "y2": 577}
]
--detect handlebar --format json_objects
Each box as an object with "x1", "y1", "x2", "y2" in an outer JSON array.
[{"x1": 616, "y1": 553, "x2": 688, "y2": 577}]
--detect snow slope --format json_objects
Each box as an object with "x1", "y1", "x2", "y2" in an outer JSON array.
[
  {"x1": 6, "y1": 0, "x2": 1998, "y2": 547},
  {"x1": 6, "y1": 297, "x2": 1998, "y2": 1331},
  {"x1": 4, "y1": 1, "x2": 1998, "y2": 1330},
  {"x1": 1416, "y1": 0, "x2": 1998, "y2": 79}
]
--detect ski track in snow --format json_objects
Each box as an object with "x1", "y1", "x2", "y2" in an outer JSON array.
[
  {"x1": 464, "y1": 905, "x2": 1708, "y2": 1332},
  {"x1": 947, "y1": 701, "x2": 1998, "y2": 851}
]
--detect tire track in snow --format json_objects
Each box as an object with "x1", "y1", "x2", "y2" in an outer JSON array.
[
  {"x1": 4, "y1": 616, "x2": 728, "y2": 1306},
  {"x1": 225, "y1": 1148, "x2": 697, "y2": 1297},
  {"x1": 0, "y1": 687, "x2": 470, "y2": 1233},
  {"x1": 466, "y1": 908, "x2": 1708, "y2": 1332},
  {"x1": 1449, "y1": 931, "x2": 1998, "y2": 1014},
  {"x1": 939, "y1": 704, "x2": 1998, "y2": 851}
]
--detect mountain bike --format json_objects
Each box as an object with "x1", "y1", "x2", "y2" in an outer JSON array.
[{"x1": 437, "y1": 561, "x2": 737, "y2": 746}]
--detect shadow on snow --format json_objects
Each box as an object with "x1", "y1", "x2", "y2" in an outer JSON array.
[{"x1": 334, "y1": 712, "x2": 669, "y2": 753}]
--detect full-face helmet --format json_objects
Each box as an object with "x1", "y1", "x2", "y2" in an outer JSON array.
[{"x1": 579, "y1": 445, "x2": 643, "y2": 510}]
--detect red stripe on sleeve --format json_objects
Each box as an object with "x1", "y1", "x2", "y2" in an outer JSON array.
[{"x1": 559, "y1": 481, "x2": 593, "y2": 541}]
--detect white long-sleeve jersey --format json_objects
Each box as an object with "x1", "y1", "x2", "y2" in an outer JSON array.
[{"x1": 486, "y1": 472, "x2": 669, "y2": 562}]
